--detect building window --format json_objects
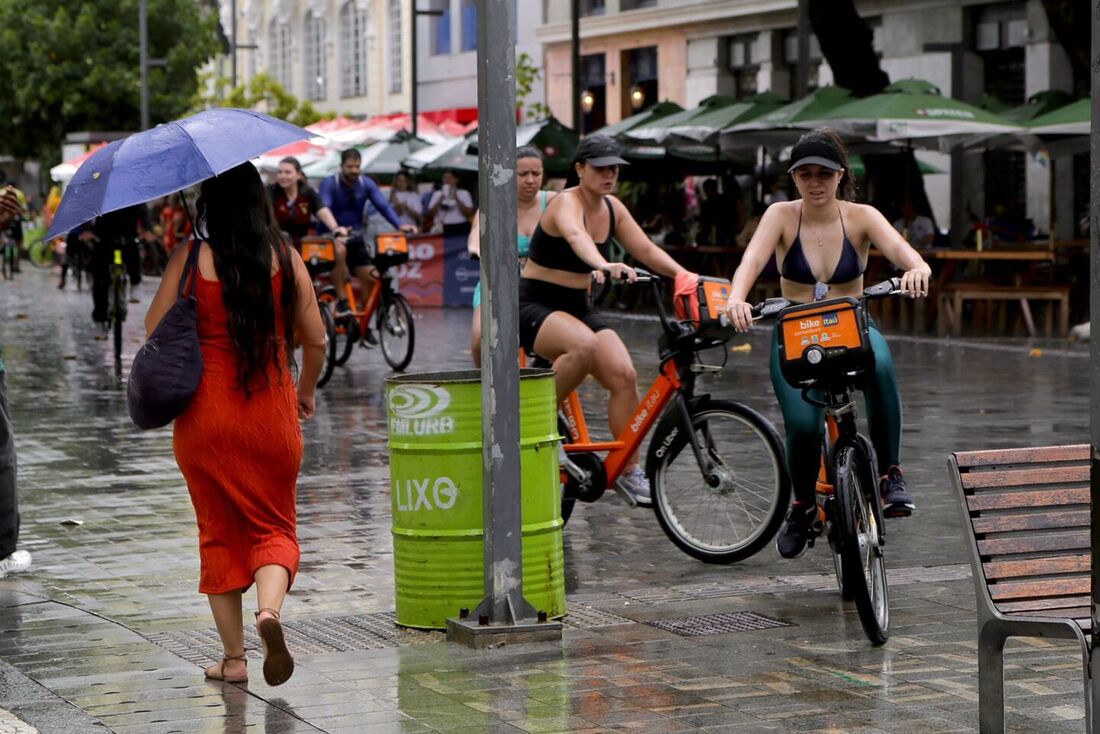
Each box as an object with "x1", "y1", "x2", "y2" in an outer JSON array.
[
  {"x1": 782, "y1": 28, "x2": 822, "y2": 98},
  {"x1": 388, "y1": 0, "x2": 402, "y2": 93},
  {"x1": 303, "y1": 11, "x2": 326, "y2": 101},
  {"x1": 726, "y1": 34, "x2": 758, "y2": 98},
  {"x1": 581, "y1": 53, "x2": 606, "y2": 132},
  {"x1": 340, "y1": 1, "x2": 369, "y2": 98},
  {"x1": 430, "y1": 0, "x2": 450, "y2": 56},
  {"x1": 623, "y1": 46, "x2": 658, "y2": 115},
  {"x1": 621, "y1": 0, "x2": 656, "y2": 10},
  {"x1": 581, "y1": 0, "x2": 605, "y2": 17},
  {"x1": 461, "y1": 0, "x2": 477, "y2": 52},
  {"x1": 269, "y1": 19, "x2": 293, "y2": 92}
]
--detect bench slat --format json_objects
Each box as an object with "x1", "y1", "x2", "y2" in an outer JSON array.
[
  {"x1": 966, "y1": 487, "x2": 1089, "y2": 511},
  {"x1": 983, "y1": 554, "x2": 1090, "y2": 581},
  {"x1": 954, "y1": 445, "x2": 1088, "y2": 469},
  {"x1": 997, "y1": 595, "x2": 1092, "y2": 613},
  {"x1": 961, "y1": 466, "x2": 1088, "y2": 490},
  {"x1": 988, "y1": 577, "x2": 1090, "y2": 602},
  {"x1": 971, "y1": 509, "x2": 1089, "y2": 534},
  {"x1": 1011, "y1": 607, "x2": 1091, "y2": 626},
  {"x1": 977, "y1": 531, "x2": 1089, "y2": 556}
]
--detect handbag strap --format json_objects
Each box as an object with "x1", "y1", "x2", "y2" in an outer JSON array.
[{"x1": 178, "y1": 240, "x2": 202, "y2": 300}]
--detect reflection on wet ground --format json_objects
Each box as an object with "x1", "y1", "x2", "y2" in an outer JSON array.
[{"x1": 0, "y1": 270, "x2": 1090, "y2": 732}]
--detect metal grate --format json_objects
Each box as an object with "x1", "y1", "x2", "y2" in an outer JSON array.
[
  {"x1": 562, "y1": 604, "x2": 636, "y2": 629},
  {"x1": 645, "y1": 611, "x2": 793, "y2": 637}
]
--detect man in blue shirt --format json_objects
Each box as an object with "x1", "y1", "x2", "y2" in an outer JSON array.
[{"x1": 319, "y1": 149, "x2": 416, "y2": 323}]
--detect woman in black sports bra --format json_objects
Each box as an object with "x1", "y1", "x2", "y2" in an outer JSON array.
[
  {"x1": 723, "y1": 129, "x2": 932, "y2": 560},
  {"x1": 520, "y1": 134, "x2": 697, "y2": 506}
]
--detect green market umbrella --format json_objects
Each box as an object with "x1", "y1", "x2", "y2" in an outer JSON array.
[
  {"x1": 666, "y1": 91, "x2": 788, "y2": 144},
  {"x1": 1029, "y1": 97, "x2": 1089, "y2": 135},
  {"x1": 809, "y1": 78, "x2": 1020, "y2": 151},
  {"x1": 1002, "y1": 90, "x2": 1075, "y2": 125},
  {"x1": 720, "y1": 86, "x2": 854, "y2": 150},
  {"x1": 847, "y1": 153, "x2": 943, "y2": 177},
  {"x1": 593, "y1": 101, "x2": 683, "y2": 138},
  {"x1": 402, "y1": 136, "x2": 478, "y2": 174},
  {"x1": 302, "y1": 131, "x2": 432, "y2": 179},
  {"x1": 467, "y1": 116, "x2": 579, "y2": 176},
  {"x1": 624, "y1": 95, "x2": 736, "y2": 144}
]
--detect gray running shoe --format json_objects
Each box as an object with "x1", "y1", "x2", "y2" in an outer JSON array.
[
  {"x1": 615, "y1": 466, "x2": 652, "y2": 507},
  {"x1": 0, "y1": 550, "x2": 31, "y2": 579}
]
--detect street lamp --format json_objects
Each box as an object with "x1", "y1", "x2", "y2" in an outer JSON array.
[
  {"x1": 629, "y1": 85, "x2": 645, "y2": 111},
  {"x1": 580, "y1": 90, "x2": 595, "y2": 113},
  {"x1": 411, "y1": 4, "x2": 444, "y2": 138}
]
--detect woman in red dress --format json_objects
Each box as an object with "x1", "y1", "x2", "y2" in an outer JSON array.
[{"x1": 143, "y1": 163, "x2": 326, "y2": 687}]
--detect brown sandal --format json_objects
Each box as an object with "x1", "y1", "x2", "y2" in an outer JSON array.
[
  {"x1": 204, "y1": 652, "x2": 248, "y2": 683},
  {"x1": 256, "y1": 607, "x2": 294, "y2": 686}
]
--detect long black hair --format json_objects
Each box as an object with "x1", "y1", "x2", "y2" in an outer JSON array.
[{"x1": 196, "y1": 163, "x2": 297, "y2": 395}]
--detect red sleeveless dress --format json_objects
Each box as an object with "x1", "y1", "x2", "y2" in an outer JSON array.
[{"x1": 173, "y1": 272, "x2": 302, "y2": 595}]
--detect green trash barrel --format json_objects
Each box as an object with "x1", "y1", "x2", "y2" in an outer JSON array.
[{"x1": 386, "y1": 368, "x2": 565, "y2": 629}]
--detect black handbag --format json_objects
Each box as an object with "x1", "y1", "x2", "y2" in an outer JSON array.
[{"x1": 127, "y1": 241, "x2": 204, "y2": 430}]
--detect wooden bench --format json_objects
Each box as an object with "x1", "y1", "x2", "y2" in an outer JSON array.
[
  {"x1": 948, "y1": 444, "x2": 1095, "y2": 733},
  {"x1": 937, "y1": 283, "x2": 1071, "y2": 338}
]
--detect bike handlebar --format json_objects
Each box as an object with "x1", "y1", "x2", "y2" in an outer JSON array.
[{"x1": 749, "y1": 277, "x2": 903, "y2": 321}]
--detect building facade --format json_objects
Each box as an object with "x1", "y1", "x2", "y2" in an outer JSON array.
[{"x1": 537, "y1": 0, "x2": 1085, "y2": 240}]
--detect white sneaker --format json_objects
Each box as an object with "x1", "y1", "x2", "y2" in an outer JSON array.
[
  {"x1": 0, "y1": 550, "x2": 31, "y2": 579},
  {"x1": 616, "y1": 466, "x2": 652, "y2": 507}
]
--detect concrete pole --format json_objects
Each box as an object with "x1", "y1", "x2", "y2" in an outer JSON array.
[
  {"x1": 795, "y1": 0, "x2": 810, "y2": 100},
  {"x1": 1089, "y1": 0, "x2": 1099, "y2": 672},
  {"x1": 139, "y1": 0, "x2": 149, "y2": 131},
  {"x1": 411, "y1": 1, "x2": 419, "y2": 137},
  {"x1": 230, "y1": 0, "x2": 238, "y2": 89}
]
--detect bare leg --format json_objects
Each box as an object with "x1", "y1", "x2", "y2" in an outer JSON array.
[
  {"x1": 471, "y1": 306, "x2": 482, "y2": 367},
  {"x1": 590, "y1": 330, "x2": 641, "y2": 468},
  {"x1": 254, "y1": 564, "x2": 289, "y2": 619},
  {"x1": 532, "y1": 312, "x2": 598, "y2": 404},
  {"x1": 253, "y1": 564, "x2": 293, "y2": 686},
  {"x1": 330, "y1": 242, "x2": 349, "y2": 297},
  {"x1": 207, "y1": 591, "x2": 247, "y2": 679},
  {"x1": 354, "y1": 266, "x2": 377, "y2": 308}
]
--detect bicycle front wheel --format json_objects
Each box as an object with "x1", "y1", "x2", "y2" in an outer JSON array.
[
  {"x1": 315, "y1": 300, "x2": 337, "y2": 388},
  {"x1": 378, "y1": 292, "x2": 415, "y2": 371},
  {"x1": 835, "y1": 442, "x2": 890, "y2": 646},
  {"x1": 651, "y1": 400, "x2": 790, "y2": 564}
]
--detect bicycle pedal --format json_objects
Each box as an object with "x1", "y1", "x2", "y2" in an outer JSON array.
[{"x1": 609, "y1": 481, "x2": 639, "y2": 508}]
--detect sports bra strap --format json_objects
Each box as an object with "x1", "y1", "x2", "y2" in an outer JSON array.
[{"x1": 605, "y1": 197, "x2": 616, "y2": 241}]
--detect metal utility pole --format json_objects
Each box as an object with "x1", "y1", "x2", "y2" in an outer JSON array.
[
  {"x1": 140, "y1": 0, "x2": 149, "y2": 130},
  {"x1": 446, "y1": 0, "x2": 561, "y2": 647},
  {"x1": 795, "y1": 0, "x2": 810, "y2": 99},
  {"x1": 411, "y1": 4, "x2": 444, "y2": 137},
  {"x1": 1089, "y1": 3, "x2": 1099, "y2": 722},
  {"x1": 231, "y1": 0, "x2": 238, "y2": 88},
  {"x1": 571, "y1": 0, "x2": 582, "y2": 134}
]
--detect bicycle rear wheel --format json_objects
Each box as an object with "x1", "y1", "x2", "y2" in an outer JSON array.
[
  {"x1": 378, "y1": 292, "x2": 415, "y2": 371},
  {"x1": 315, "y1": 300, "x2": 337, "y2": 388},
  {"x1": 650, "y1": 400, "x2": 790, "y2": 564},
  {"x1": 835, "y1": 441, "x2": 889, "y2": 646}
]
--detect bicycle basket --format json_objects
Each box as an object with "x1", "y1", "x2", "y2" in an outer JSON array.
[
  {"x1": 776, "y1": 298, "x2": 873, "y2": 388},
  {"x1": 372, "y1": 233, "x2": 409, "y2": 269},
  {"x1": 300, "y1": 238, "x2": 336, "y2": 274}
]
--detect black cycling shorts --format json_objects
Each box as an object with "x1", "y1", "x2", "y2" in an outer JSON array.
[
  {"x1": 518, "y1": 277, "x2": 610, "y2": 354},
  {"x1": 345, "y1": 235, "x2": 373, "y2": 270}
]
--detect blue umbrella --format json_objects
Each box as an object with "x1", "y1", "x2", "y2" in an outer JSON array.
[{"x1": 47, "y1": 108, "x2": 313, "y2": 238}]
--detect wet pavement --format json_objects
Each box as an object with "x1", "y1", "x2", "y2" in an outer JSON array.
[{"x1": 0, "y1": 269, "x2": 1090, "y2": 733}]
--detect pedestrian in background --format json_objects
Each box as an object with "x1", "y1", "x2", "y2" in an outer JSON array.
[
  {"x1": 389, "y1": 171, "x2": 423, "y2": 231},
  {"x1": 0, "y1": 185, "x2": 31, "y2": 580},
  {"x1": 427, "y1": 170, "x2": 474, "y2": 238},
  {"x1": 143, "y1": 163, "x2": 326, "y2": 687}
]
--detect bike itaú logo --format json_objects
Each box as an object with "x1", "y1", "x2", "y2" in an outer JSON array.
[
  {"x1": 394, "y1": 476, "x2": 458, "y2": 511},
  {"x1": 388, "y1": 385, "x2": 455, "y2": 435},
  {"x1": 799, "y1": 318, "x2": 822, "y2": 330}
]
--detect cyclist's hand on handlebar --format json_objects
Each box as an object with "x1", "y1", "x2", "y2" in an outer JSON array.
[
  {"x1": 603, "y1": 262, "x2": 636, "y2": 283},
  {"x1": 399, "y1": 224, "x2": 418, "y2": 235},
  {"x1": 899, "y1": 268, "x2": 930, "y2": 298},
  {"x1": 591, "y1": 269, "x2": 606, "y2": 285},
  {"x1": 723, "y1": 299, "x2": 754, "y2": 333}
]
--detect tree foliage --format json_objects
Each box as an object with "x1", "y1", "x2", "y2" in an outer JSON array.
[
  {"x1": 516, "y1": 52, "x2": 552, "y2": 122},
  {"x1": 193, "y1": 73, "x2": 326, "y2": 128},
  {"x1": 0, "y1": 0, "x2": 220, "y2": 164}
]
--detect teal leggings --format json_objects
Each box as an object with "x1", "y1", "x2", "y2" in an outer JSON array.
[{"x1": 769, "y1": 321, "x2": 902, "y2": 505}]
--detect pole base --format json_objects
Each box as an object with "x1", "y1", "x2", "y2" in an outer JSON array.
[{"x1": 445, "y1": 616, "x2": 563, "y2": 649}]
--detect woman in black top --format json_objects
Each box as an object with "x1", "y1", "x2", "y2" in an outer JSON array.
[
  {"x1": 520, "y1": 135, "x2": 697, "y2": 506},
  {"x1": 269, "y1": 157, "x2": 344, "y2": 249}
]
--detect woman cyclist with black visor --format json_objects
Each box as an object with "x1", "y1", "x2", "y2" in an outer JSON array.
[
  {"x1": 723, "y1": 129, "x2": 932, "y2": 559},
  {"x1": 519, "y1": 134, "x2": 699, "y2": 506}
]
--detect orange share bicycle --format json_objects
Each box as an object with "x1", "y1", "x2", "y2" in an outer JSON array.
[
  {"x1": 534, "y1": 269, "x2": 791, "y2": 564},
  {"x1": 301, "y1": 232, "x2": 416, "y2": 383}
]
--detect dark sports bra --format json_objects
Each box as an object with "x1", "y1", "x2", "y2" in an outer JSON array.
[
  {"x1": 527, "y1": 196, "x2": 616, "y2": 275},
  {"x1": 781, "y1": 204, "x2": 864, "y2": 285}
]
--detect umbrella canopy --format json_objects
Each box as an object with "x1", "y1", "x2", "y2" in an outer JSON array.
[
  {"x1": 50, "y1": 142, "x2": 108, "y2": 184},
  {"x1": 847, "y1": 153, "x2": 943, "y2": 177},
  {"x1": 810, "y1": 78, "x2": 1020, "y2": 150},
  {"x1": 1029, "y1": 97, "x2": 1090, "y2": 135},
  {"x1": 48, "y1": 108, "x2": 312, "y2": 238},
  {"x1": 1001, "y1": 90, "x2": 1076, "y2": 125},
  {"x1": 467, "y1": 116, "x2": 579, "y2": 175},
  {"x1": 402, "y1": 136, "x2": 479, "y2": 174},
  {"x1": 720, "y1": 86, "x2": 854, "y2": 150},
  {"x1": 302, "y1": 131, "x2": 434, "y2": 179},
  {"x1": 666, "y1": 91, "x2": 788, "y2": 143},
  {"x1": 254, "y1": 138, "x2": 330, "y2": 173},
  {"x1": 624, "y1": 95, "x2": 737, "y2": 144},
  {"x1": 592, "y1": 101, "x2": 683, "y2": 138}
]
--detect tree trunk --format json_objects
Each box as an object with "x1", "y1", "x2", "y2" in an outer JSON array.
[
  {"x1": 1040, "y1": 0, "x2": 1088, "y2": 81},
  {"x1": 808, "y1": 0, "x2": 934, "y2": 230}
]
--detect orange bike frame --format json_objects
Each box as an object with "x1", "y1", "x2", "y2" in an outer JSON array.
[
  {"x1": 560, "y1": 360, "x2": 683, "y2": 485},
  {"x1": 344, "y1": 277, "x2": 382, "y2": 333}
]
